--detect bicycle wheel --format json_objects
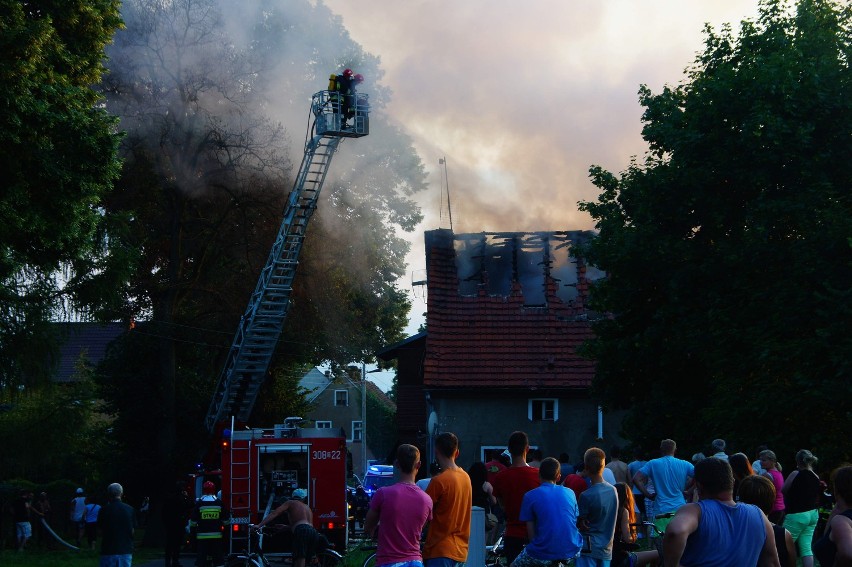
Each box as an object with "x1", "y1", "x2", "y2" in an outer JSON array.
[
  {"x1": 317, "y1": 548, "x2": 344, "y2": 567},
  {"x1": 361, "y1": 552, "x2": 377, "y2": 567}
]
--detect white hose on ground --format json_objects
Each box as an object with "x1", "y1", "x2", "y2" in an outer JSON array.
[{"x1": 39, "y1": 517, "x2": 81, "y2": 551}]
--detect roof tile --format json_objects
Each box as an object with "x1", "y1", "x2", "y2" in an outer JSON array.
[{"x1": 424, "y1": 229, "x2": 599, "y2": 390}]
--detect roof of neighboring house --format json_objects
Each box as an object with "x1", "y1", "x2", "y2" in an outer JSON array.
[
  {"x1": 298, "y1": 367, "x2": 397, "y2": 411},
  {"x1": 299, "y1": 367, "x2": 333, "y2": 402},
  {"x1": 366, "y1": 380, "x2": 396, "y2": 412},
  {"x1": 56, "y1": 322, "x2": 127, "y2": 382},
  {"x1": 423, "y1": 229, "x2": 601, "y2": 390}
]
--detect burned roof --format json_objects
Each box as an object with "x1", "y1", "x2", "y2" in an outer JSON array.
[{"x1": 424, "y1": 229, "x2": 602, "y2": 390}]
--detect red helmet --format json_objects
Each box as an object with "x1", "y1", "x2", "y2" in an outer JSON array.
[
  {"x1": 342, "y1": 68, "x2": 353, "y2": 77},
  {"x1": 202, "y1": 481, "x2": 216, "y2": 495},
  {"x1": 354, "y1": 73, "x2": 364, "y2": 83}
]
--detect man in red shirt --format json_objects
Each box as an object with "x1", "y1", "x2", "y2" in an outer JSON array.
[
  {"x1": 563, "y1": 462, "x2": 590, "y2": 500},
  {"x1": 491, "y1": 431, "x2": 540, "y2": 564}
]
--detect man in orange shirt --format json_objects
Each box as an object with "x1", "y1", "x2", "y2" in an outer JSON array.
[
  {"x1": 492, "y1": 431, "x2": 541, "y2": 564},
  {"x1": 424, "y1": 432, "x2": 472, "y2": 567}
]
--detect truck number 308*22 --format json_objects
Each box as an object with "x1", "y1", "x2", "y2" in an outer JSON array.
[{"x1": 312, "y1": 450, "x2": 342, "y2": 460}]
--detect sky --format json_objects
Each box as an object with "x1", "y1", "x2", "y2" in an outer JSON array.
[{"x1": 318, "y1": 0, "x2": 763, "y2": 390}]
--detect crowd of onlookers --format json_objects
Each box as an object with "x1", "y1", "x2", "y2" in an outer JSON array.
[
  {"x1": 7, "y1": 435, "x2": 850, "y2": 567},
  {"x1": 365, "y1": 433, "x2": 851, "y2": 567}
]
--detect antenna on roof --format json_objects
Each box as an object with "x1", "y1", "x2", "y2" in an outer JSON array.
[
  {"x1": 411, "y1": 268, "x2": 427, "y2": 299},
  {"x1": 439, "y1": 157, "x2": 453, "y2": 231}
]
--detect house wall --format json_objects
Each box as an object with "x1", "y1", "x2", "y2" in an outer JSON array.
[
  {"x1": 305, "y1": 381, "x2": 371, "y2": 477},
  {"x1": 429, "y1": 395, "x2": 627, "y2": 468}
]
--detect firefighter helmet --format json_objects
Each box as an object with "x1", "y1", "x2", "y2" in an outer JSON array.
[
  {"x1": 342, "y1": 68, "x2": 353, "y2": 77},
  {"x1": 354, "y1": 73, "x2": 364, "y2": 83},
  {"x1": 202, "y1": 481, "x2": 216, "y2": 494}
]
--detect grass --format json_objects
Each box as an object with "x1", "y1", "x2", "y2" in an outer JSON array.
[
  {"x1": 1, "y1": 531, "x2": 375, "y2": 567},
  {"x1": 0, "y1": 529, "x2": 162, "y2": 567},
  {"x1": 0, "y1": 546, "x2": 162, "y2": 567}
]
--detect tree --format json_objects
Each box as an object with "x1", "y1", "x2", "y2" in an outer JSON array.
[
  {"x1": 578, "y1": 0, "x2": 851, "y2": 467},
  {"x1": 0, "y1": 0, "x2": 131, "y2": 395},
  {"x1": 96, "y1": 0, "x2": 426, "y2": 496},
  {"x1": 0, "y1": 357, "x2": 114, "y2": 485},
  {"x1": 366, "y1": 389, "x2": 397, "y2": 465}
]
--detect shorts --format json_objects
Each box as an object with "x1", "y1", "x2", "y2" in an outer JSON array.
[
  {"x1": 511, "y1": 548, "x2": 575, "y2": 567},
  {"x1": 783, "y1": 509, "x2": 819, "y2": 557},
  {"x1": 100, "y1": 554, "x2": 133, "y2": 567},
  {"x1": 378, "y1": 562, "x2": 424, "y2": 567},
  {"x1": 653, "y1": 514, "x2": 674, "y2": 535},
  {"x1": 86, "y1": 522, "x2": 99, "y2": 543},
  {"x1": 424, "y1": 558, "x2": 465, "y2": 567},
  {"x1": 292, "y1": 523, "x2": 328, "y2": 560},
  {"x1": 16, "y1": 522, "x2": 32, "y2": 539},
  {"x1": 575, "y1": 556, "x2": 610, "y2": 567}
]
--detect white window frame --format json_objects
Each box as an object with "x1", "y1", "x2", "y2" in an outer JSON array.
[
  {"x1": 334, "y1": 389, "x2": 349, "y2": 407},
  {"x1": 316, "y1": 421, "x2": 332, "y2": 429},
  {"x1": 528, "y1": 398, "x2": 558, "y2": 421},
  {"x1": 352, "y1": 420, "x2": 363, "y2": 442}
]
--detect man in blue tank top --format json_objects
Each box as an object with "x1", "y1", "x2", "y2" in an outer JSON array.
[{"x1": 663, "y1": 457, "x2": 781, "y2": 567}]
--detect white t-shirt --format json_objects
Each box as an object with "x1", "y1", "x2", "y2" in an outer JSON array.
[{"x1": 71, "y1": 496, "x2": 86, "y2": 521}]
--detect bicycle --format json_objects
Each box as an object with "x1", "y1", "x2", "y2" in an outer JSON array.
[
  {"x1": 484, "y1": 529, "x2": 507, "y2": 567},
  {"x1": 225, "y1": 525, "x2": 344, "y2": 567},
  {"x1": 359, "y1": 542, "x2": 378, "y2": 567},
  {"x1": 627, "y1": 517, "x2": 668, "y2": 567}
]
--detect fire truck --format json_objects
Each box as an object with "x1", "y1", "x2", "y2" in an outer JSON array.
[
  {"x1": 192, "y1": 89, "x2": 369, "y2": 555},
  {"x1": 221, "y1": 418, "x2": 349, "y2": 553}
]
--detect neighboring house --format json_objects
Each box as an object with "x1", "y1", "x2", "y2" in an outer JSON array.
[
  {"x1": 300, "y1": 367, "x2": 396, "y2": 477},
  {"x1": 378, "y1": 229, "x2": 625, "y2": 469},
  {"x1": 54, "y1": 322, "x2": 127, "y2": 382}
]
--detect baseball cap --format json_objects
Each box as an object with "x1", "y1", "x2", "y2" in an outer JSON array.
[{"x1": 292, "y1": 488, "x2": 308, "y2": 500}]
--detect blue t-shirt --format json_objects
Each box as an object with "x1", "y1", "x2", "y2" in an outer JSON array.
[
  {"x1": 519, "y1": 482, "x2": 583, "y2": 560},
  {"x1": 578, "y1": 482, "x2": 617, "y2": 561},
  {"x1": 679, "y1": 499, "x2": 766, "y2": 566},
  {"x1": 85, "y1": 503, "x2": 101, "y2": 523},
  {"x1": 639, "y1": 456, "x2": 694, "y2": 513}
]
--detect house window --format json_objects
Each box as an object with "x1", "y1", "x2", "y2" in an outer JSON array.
[
  {"x1": 316, "y1": 421, "x2": 332, "y2": 429},
  {"x1": 352, "y1": 421, "x2": 363, "y2": 442},
  {"x1": 528, "y1": 399, "x2": 558, "y2": 421},
  {"x1": 335, "y1": 390, "x2": 348, "y2": 406}
]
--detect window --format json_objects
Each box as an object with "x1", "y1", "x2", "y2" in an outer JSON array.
[
  {"x1": 528, "y1": 399, "x2": 558, "y2": 421},
  {"x1": 316, "y1": 421, "x2": 332, "y2": 428},
  {"x1": 352, "y1": 421, "x2": 363, "y2": 442},
  {"x1": 334, "y1": 390, "x2": 348, "y2": 406}
]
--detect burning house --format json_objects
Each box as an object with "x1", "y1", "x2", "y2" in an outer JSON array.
[{"x1": 378, "y1": 228, "x2": 625, "y2": 468}]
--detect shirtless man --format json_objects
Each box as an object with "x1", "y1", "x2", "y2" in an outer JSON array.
[{"x1": 254, "y1": 488, "x2": 328, "y2": 567}]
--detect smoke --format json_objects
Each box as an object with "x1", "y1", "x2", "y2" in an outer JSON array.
[
  {"x1": 105, "y1": 0, "x2": 761, "y2": 336},
  {"x1": 316, "y1": 0, "x2": 760, "y2": 331}
]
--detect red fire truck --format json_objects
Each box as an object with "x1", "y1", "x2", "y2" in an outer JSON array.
[{"x1": 220, "y1": 419, "x2": 349, "y2": 553}]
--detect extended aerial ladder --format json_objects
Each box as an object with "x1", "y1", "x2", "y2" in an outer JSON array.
[{"x1": 204, "y1": 90, "x2": 369, "y2": 433}]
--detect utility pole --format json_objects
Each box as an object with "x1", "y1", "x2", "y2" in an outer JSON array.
[{"x1": 361, "y1": 361, "x2": 367, "y2": 477}]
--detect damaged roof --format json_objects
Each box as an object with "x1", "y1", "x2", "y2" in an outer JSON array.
[{"x1": 424, "y1": 229, "x2": 602, "y2": 390}]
